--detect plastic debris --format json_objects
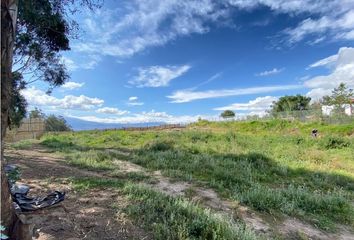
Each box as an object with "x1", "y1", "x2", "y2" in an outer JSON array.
[{"x1": 5, "y1": 164, "x2": 65, "y2": 212}]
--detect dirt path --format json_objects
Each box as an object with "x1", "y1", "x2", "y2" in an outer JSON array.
[
  {"x1": 5, "y1": 147, "x2": 151, "y2": 240},
  {"x1": 5, "y1": 146, "x2": 354, "y2": 240},
  {"x1": 112, "y1": 159, "x2": 354, "y2": 240}
]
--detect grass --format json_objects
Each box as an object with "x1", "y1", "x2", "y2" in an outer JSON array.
[
  {"x1": 70, "y1": 177, "x2": 126, "y2": 191},
  {"x1": 69, "y1": 177, "x2": 258, "y2": 240},
  {"x1": 40, "y1": 119, "x2": 354, "y2": 231},
  {"x1": 123, "y1": 183, "x2": 258, "y2": 240},
  {"x1": 64, "y1": 150, "x2": 118, "y2": 171},
  {"x1": 9, "y1": 139, "x2": 38, "y2": 149}
]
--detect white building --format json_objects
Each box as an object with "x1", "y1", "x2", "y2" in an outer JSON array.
[{"x1": 322, "y1": 104, "x2": 353, "y2": 116}]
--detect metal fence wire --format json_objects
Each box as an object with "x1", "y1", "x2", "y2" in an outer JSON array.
[
  {"x1": 5, "y1": 110, "x2": 353, "y2": 142},
  {"x1": 5, "y1": 118, "x2": 45, "y2": 142}
]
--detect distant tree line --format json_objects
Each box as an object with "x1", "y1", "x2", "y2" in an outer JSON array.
[
  {"x1": 219, "y1": 83, "x2": 353, "y2": 119},
  {"x1": 29, "y1": 108, "x2": 71, "y2": 131},
  {"x1": 270, "y1": 83, "x2": 353, "y2": 115}
]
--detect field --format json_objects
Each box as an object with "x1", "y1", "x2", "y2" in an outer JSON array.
[{"x1": 8, "y1": 119, "x2": 354, "y2": 239}]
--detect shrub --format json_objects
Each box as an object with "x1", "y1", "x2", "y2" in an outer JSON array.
[
  {"x1": 145, "y1": 139, "x2": 175, "y2": 151},
  {"x1": 320, "y1": 136, "x2": 350, "y2": 149}
]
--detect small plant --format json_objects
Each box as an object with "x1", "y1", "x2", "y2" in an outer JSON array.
[
  {"x1": 66, "y1": 150, "x2": 116, "y2": 170},
  {"x1": 145, "y1": 139, "x2": 175, "y2": 151},
  {"x1": 6, "y1": 167, "x2": 21, "y2": 183},
  {"x1": 320, "y1": 136, "x2": 350, "y2": 149},
  {"x1": 10, "y1": 139, "x2": 36, "y2": 150}
]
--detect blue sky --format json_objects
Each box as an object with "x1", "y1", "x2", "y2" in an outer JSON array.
[{"x1": 22, "y1": 0, "x2": 354, "y2": 123}]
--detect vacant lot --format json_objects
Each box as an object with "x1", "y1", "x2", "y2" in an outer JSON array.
[{"x1": 8, "y1": 119, "x2": 354, "y2": 239}]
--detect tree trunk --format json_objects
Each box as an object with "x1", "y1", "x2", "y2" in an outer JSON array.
[{"x1": 1, "y1": 0, "x2": 18, "y2": 237}]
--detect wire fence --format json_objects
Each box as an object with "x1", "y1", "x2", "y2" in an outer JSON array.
[
  {"x1": 5, "y1": 118, "x2": 45, "y2": 142},
  {"x1": 5, "y1": 110, "x2": 353, "y2": 142},
  {"x1": 205, "y1": 110, "x2": 354, "y2": 125}
]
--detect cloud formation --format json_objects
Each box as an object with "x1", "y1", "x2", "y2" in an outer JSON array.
[
  {"x1": 61, "y1": 56, "x2": 101, "y2": 71},
  {"x1": 61, "y1": 81, "x2": 85, "y2": 90},
  {"x1": 168, "y1": 84, "x2": 300, "y2": 103},
  {"x1": 21, "y1": 87, "x2": 104, "y2": 110},
  {"x1": 214, "y1": 96, "x2": 277, "y2": 113},
  {"x1": 285, "y1": 9, "x2": 354, "y2": 44},
  {"x1": 129, "y1": 65, "x2": 190, "y2": 87},
  {"x1": 69, "y1": 110, "x2": 218, "y2": 124},
  {"x1": 127, "y1": 96, "x2": 144, "y2": 106},
  {"x1": 305, "y1": 47, "x2": 354, "y2": 100},
  {"x1": 96, "y1": 107, "x2": 129, "y2": 115},
  {"x1": 72, "y1": 0, "x2": 354, "y2": 60},
  {"x1": 255, "y1": 68, "x2": 284, "y2": 76}
]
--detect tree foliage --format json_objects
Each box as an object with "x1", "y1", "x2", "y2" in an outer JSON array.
[
  {"x1": 14, "y1": 0, "x2": 73, "y2": 90},
  {"x1": 8, "y1": 0, "x2": 101, "y2": 126},
  {"x1": 45, "y1": 115, "x2": 72, "y2": 132},
  {"x1": 9, "y1": 72, "x2": 27, "y2": 128},
  {"x1": 322, "y1": 83, "x2": 353, "y2": 114},
  {"x1": 28, "y1": 108, "x2": 71, "y2": 131},
  {"x1": 28, "y1": 108, "x2": 45, "y2": 119},
  {"x1": 220, "y1": 110, "x2": 235, "y2": 118},
  {"x1": 271, "y1": 95, "x2": 311, "y2": 113}
]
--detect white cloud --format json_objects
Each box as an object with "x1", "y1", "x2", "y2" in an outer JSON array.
[
  {"x1": 306, "y1": 88, "x2": 332, "y2": 101},
  {"x1": 21, "y1": 87, "x2": 104, "y2": 110},
  {"x1": 68, "y1": 110, "x2": 218, "y2": 124},
  {"x1": 168, "y1": 84, "x2": 301, "y2": 103},
  {"x1": 308, "y1": 54, "x2": 338, "y2": 69},
  {"x1": 285, "y1": 9, "x2": 354, "y2": 44},
  {"x1": 74, "y1": 1, "x2": 223, "y2": 58},
  {"x1": 61, "y1": 55, "x2": 101, "y2": 71},
  {"x1": 127, "y1": 102, "x2": 144, "y2": 106},
  {"x1": 73, "y1": 1, "x2": 354, "y2": 59},
  {"x1": 129, "y1": 65, "x2": 190, "y2": 87},
  {"x1": 188, "y1": 72, "x2": 222, "y2": 90},
  {"x1": 214, "y1": 96, "x2": 277, "y2": 112},
  {"x1": 127, "y1": 96, "x2": 144, "y2": 106},
  {"x1": 61, "y1": 56, "x2": 78, "y2": 71},
  {"x1": 305, "y1": 47, "x2": 354, "y2": 100},
  {"x1": 96, "y1": 107, "x2": 129, "y2": 115},
  {"x1": 129, "y1": 96, "x2": 138, "y2": 101},
  {"x1": 255, "y1": 68, "x2": 284, "y2": 76},
  {"x1": 61, "y1": 81, "x2": 85, "y2": 90}
]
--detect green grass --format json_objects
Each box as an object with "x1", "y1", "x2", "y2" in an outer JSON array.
[
  {"x1": 69, "y1": 177, "x2": 258, "y2": 240},
  {"x1": 9, "y1": 139, "x2": 38, "y2": 149},
  {"x1": 69, "y1": 177, "x2": 126, "y2": 191},
  {"x1": 40, "y1": 119, "x2": 354, "y2": 231},
  {"x1": 123, "y1": 183, "x2": 258, "y2": 240},
  {"x1": 64, "y1": 150, "x2": 118, "y2": 171}
]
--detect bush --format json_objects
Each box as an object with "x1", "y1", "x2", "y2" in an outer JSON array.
[
  {"x1": 145, "y1": 139, "x2": 175, "y2": 151},
  {"x1": 320, "y1": 136, "x2": 350, "y2": 149}
]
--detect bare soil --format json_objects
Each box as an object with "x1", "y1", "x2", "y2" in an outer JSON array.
[
  {"x1": 5, "y1": 147, "x2": 151, "y2": 240},
  {"x1": 5, "y1": 146, "x2": 354, "y2": 240}
]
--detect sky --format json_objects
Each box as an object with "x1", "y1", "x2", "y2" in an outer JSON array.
[{"x1": 21, "y1": 0, "x2": 354, "y2": 124}]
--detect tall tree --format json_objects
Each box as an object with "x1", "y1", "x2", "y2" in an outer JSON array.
[
  {"x1": 45, "y1": 115, "x2": 72, "y2": 132},
  {"x1": 220, "y1": 110, "x2": 235, "y2": 119},
  {"x1": 1, "y1": 1, "x2": 20, "y2": 235},
  {"x1": 270, "y1": 95, "x2": 311, "y2": 113},
  {"x1": 1, "y1": 0, "x2": 100, "y2": 237},
  {"x1": 29, "y1": 107, "x2": 45, "y2": 119},
  {"x1": 322, "y1": 83, "x2": 354, "y2": 114}
]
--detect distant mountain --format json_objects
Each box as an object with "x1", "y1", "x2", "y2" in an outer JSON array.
[{"x1": 65, "y1": 117, "x2": 164, "y2": 131}]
